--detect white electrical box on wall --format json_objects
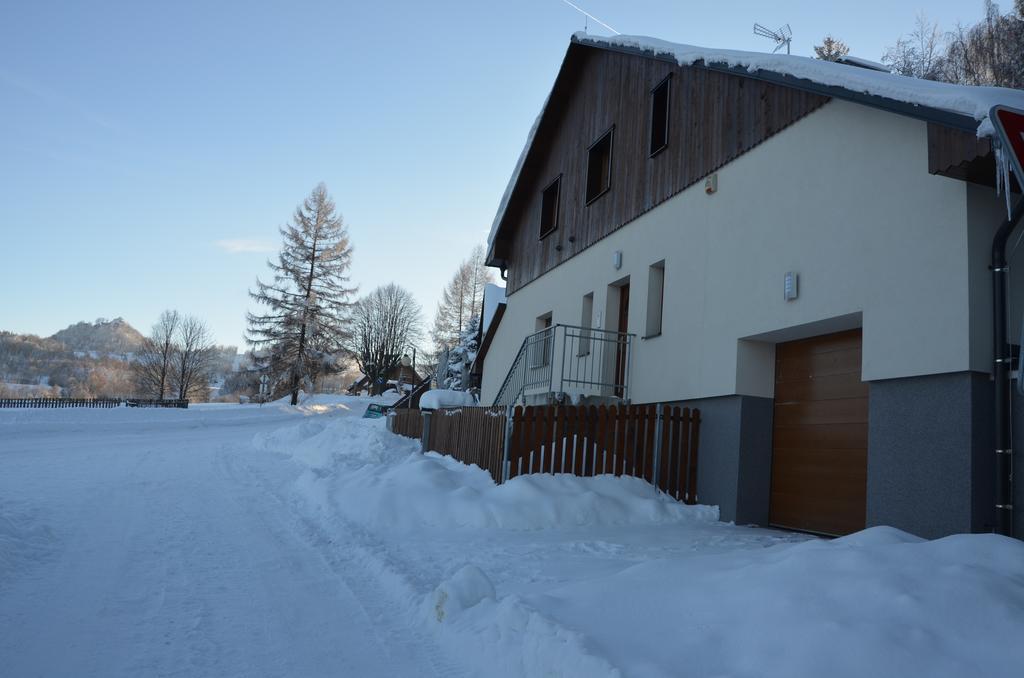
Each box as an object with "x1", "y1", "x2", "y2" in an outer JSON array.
[{"x1": 784, "y1": 271, "x2": 799, "y2": 301}]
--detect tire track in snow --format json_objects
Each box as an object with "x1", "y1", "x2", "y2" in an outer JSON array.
[{"x1": 216, "y1": 443, "x2": 471, "y2": 678}]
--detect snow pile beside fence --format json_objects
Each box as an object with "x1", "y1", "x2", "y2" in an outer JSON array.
[{"x1": 286, "y1": 416, "x2": 716, "y2": 530}]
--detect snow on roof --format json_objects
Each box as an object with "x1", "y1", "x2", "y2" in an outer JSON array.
[
  {"x1": 835, "y1": 55, "x2": 889, "y2": 72},
  {"x1": 487, "y1": 33, "x2": 1024, "y2": 251},
  {"x1": 578, "y1": 33, "x2": 1024, "y2": 135},
  {"x1": 481, "y1": 283, "x2": 506, "y2": 336}
]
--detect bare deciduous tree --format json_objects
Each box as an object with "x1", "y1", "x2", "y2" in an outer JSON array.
[
  {"x1": 882, "y1": 2, "x2": 1024, "y2": 87},
  {"x1": 882, "y1": 13, "x2": 946, "y2": 80},
  {"x1": 247, "y1": 183, "x2": 356, "y2": 405},
  {"x1": 172, "y1": 316, "x2": 215, "y2": 401},
  {"x1": 344, "y1": 284, "x2": 422, "y2": 394},
  {"x1": 133, "y1": 310, "x2": 180, "y2": 399}
]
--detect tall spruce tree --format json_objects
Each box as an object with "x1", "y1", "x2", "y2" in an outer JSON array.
[{"x1": 247, "y1": 183, "x2": 356, "y2": 405}]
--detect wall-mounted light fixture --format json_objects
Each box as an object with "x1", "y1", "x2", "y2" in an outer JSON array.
[
  {"x1": 613, "y1": 250, "x2": 623, "y2": 270},
  {"x1": 784, "y1": 271, "x2": 799, "y2": 301},
  {"x1": 705, "y1": 173, "x2": 718, "y2": 195}
]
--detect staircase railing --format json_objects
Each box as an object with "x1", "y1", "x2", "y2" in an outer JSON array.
[
  {"x1": 492, "y1": 324, "x2": 633, "y2": 406},
  {"x1": 391, "y1": 373, "x2": 433, "y2": 409}
]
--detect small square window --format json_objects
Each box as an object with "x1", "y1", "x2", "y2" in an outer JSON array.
[
  {"x1": 540, "y1": 176, "x2": 561, "y2": 239},
  {"x1": 650, "y1": 75, "x2": 671, "y2": 156},
  {"x1": 586, "y1": 128, "x2": 613, "y2": 204}
]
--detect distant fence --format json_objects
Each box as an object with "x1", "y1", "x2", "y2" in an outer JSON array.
[
  {"x1": 389, "y1": 404, "x2": 701, "y2": 503},
  {"x1": 125, "y1": 399, "x2": 189, "y2": 409},
  {"x1": 0, "y1": 398, "x2": 188, "y2": 409}
]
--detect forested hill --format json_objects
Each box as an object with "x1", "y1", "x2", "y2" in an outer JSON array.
[{"x1": 49, "y1": 317, "x2": 145, "y2": 354}]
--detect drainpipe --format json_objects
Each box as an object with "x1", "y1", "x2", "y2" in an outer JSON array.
[{"x1": 992, "y1": 197, "x2": 1024, "y2": 538}]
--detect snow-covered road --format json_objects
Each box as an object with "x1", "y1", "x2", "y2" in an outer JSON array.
[
  {"x1": 0, "y1": 403, "x2": 451, "y2": 678},
  {"x1": 4, "y1": 397, "x2": 1024, "y2": 678}
]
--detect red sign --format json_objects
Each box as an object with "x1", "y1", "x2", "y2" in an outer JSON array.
[{"x1": 992, "y1": 105, "x2": 1024, "y2": 185}]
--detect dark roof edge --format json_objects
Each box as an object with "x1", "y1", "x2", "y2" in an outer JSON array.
[{"x1": 571, "y1": 36, "x2": 979, "y2": 133}]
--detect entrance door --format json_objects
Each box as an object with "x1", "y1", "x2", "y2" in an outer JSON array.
[
  {"x1": 614, "y1": 283, "x2": 630, "y2": 397},
  {"x1": 770, "y1": 329, "x2": 868, "y2": 536}
]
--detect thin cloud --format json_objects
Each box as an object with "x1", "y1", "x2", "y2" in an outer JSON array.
[
  {"x1": 215, "y1": 239, "x2": 276, "y2": 254},
  {"x1": 0, "y1": 69, "x2": 122, "y2": 133}
]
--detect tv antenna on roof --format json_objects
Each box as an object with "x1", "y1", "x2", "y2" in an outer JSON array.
[
  {"x1": 753, "y1": 23, "x2": 792, "y2": 54},
  {"x1": 560, "y1": 0, "x2": 620, "y2": 35}
]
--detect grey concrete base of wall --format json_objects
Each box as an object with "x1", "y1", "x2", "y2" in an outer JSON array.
[
  {"x1": 667, "y1": 371, "x2": 1020, "y2": 540},
  {"x1": 867, "y1": 371, "x2": 998, "y2": 539},
  {"x1": 671, "y1": 394, "x2": 774, "y2": 526}
]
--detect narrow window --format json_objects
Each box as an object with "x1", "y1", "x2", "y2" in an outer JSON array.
[
  {"x1": 540, "y1": 176, "x2": 561, "y2": 239},
  {"x1": 650, "y1": 75, "x2": 671, "y2": 156},
  {"x1": 579, "y1": 293, "x2": 594, "y2": 356},
  {"x1": 645, "y1": 261, "x2": 665, "y2": 338},
  {"x1": 586, "y1": 128, "x2": 613, "y2": 204},
  {"x1": 531, "y1": 313, "x2": 553, "y2": 367}
]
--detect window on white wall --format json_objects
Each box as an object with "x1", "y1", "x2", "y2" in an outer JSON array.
[
  {"x1": 579, "y1": 293, "x2": 594, "y2": 356},
  {"x1": 645, "y1": 261, "x2": 665, "y2": 338},
  {"x1": 531, "y1": 313, "x2": 553, "y2": 367}
]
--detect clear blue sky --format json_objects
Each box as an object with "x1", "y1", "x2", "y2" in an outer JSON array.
[{"x1": 0, "y1": 0, "x2": 987, "y2": 347}]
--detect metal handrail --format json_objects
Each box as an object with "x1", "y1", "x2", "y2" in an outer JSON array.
[{"x1": 493, "y1": 324, "x2": 634, "y2": 406}]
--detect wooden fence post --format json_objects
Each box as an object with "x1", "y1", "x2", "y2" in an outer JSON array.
[
  {"x1": 421, "y1": 410, "x2": 432, "y2": 453},
  {"x1": 652, "y1": 404, "x2": 664, "y2": 490},
  {"x1": 501, "y1": 405, "x2": 514, "y2": 483}
]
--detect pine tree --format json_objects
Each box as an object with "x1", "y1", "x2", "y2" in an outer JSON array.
[
  {"x1": 814, "y1": 35, "x2": 850, "y2": 61},
  {"x1": 246, "y1": 183, "x2": 356, "y2": 405}
]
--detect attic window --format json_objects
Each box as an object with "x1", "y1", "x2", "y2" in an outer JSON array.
[
  {"x1": 650, "y1": 75, "x2": 671, "y2": 156},
  {"x1": 586, "y1": 128, "x2": 613, "y2": 204},
  {"x1": 540, "y1": 176, "x2": 561, "y2": 239}
]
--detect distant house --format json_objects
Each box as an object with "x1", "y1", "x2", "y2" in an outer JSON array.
[
  {"x1": 347, "y1": 359, "x2": 423, "y2": 397},
  {"x1": 479, "y1": 34, "x2": 1024, "y2": 539}
]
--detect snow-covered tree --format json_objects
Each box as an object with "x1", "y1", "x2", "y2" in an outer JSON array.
[
  {"x1": 247, "y1": 183, "x2": 356, "y2": 405},
  {"x1": 343, "y1": 283, "x2": 422, "y2": 394},
  {"x1": 813, "y1": 35, "x2": 850, "y2": 61},
  {"x1": 431, "y1": 245, "x2": 492, "y2": 354},
  {"x1": 440, "y1": 318, "x2": 479, "y2": 391}
]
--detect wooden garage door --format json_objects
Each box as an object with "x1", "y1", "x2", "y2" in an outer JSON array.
[{"x1": 770, "y1": 329, "x2": 868, "y2": 536}]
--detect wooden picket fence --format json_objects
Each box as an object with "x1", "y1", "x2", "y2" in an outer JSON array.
[
  {"x1": 388, "y1": 403, "x2": 702, "y2": 504},
  {"x1": 390, "y1": 407, "x2": 424, "y2": 439},
  {"x1": 0, "y1": 398, "x2": 189, "y2": 409},
  {"x1": 0, "y1": 397, "x2": 121, "y2": 409},
  {"x1": 429, "y1": 407, "x2": 508, "y2": 484}
]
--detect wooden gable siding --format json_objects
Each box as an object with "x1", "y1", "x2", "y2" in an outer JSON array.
[
  {"x1": 926, "y1": 122, "x2": 1013, "y2": 190},
  {"x1": 499, "y1": 47, "x2": 829, "y2": 295}
]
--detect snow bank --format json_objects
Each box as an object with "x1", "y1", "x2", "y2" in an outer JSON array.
[
  {"x1": 419, "y1": 389, "x2": 477, "y2": 410},
  {"x1": 526, "y1": 525, "x2": 1024, "y2": 678},
  {"x1": 294, "y1": 428, "x2": 716, "y2": 530},
  {"x1": 425, "y1": 581, "x2": 621, "y2": 678}
]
